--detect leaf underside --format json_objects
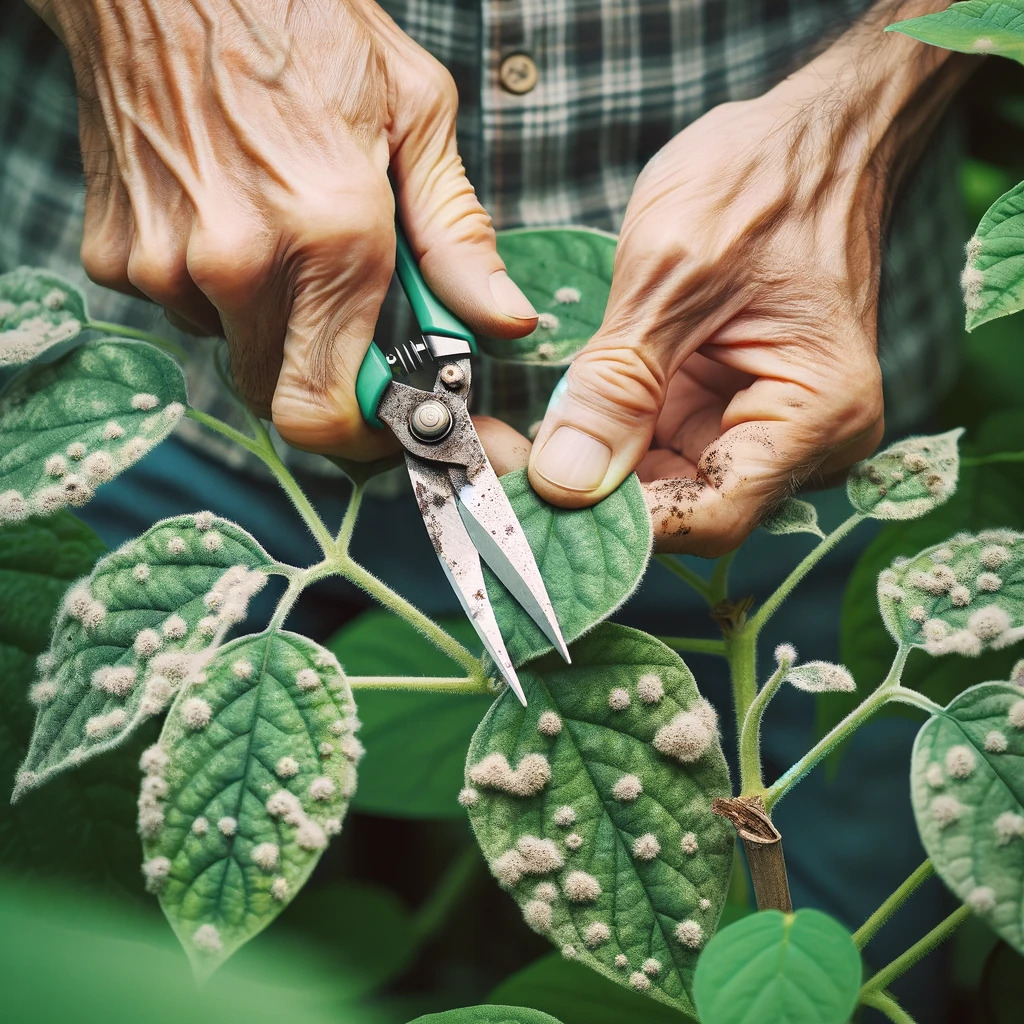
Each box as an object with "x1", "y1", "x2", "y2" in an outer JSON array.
[
  {"x1": 0, "y1": 267, "x2": 88, "y2": 367},
  {"x1": 760, "y1": 497, "x2": 825, "y2": 539},
  {"x1": 964, "y1": 180, "x2": 1024, "y2": 330},
  {"x1": 466, "y1": 624, "x2": 733, "y2": 1016}
]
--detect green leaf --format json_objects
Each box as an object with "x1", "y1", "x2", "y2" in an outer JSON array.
[
  {"x1": 692, "y1": 909, "x2": 862, "y2": 1024},
  {"x1": 911, "y1": 682, "x2": 1024, "y2": 953},
  {"x1": 760, "y1": 498, "x2": 825, "y2": 539},
  {"x1": 14, "y1": 513, "x2": 275, "y2": 797},
  {"x1": 0, "y1": 511, "x2": 145, "y2": 891},
  {"x1": 488, "y1": 470, "x2": 651, "y2": 668},
  {"x1": 888, "y1": 1, "x2": 1024, "y2": 64},
  {"x1": 145, "y1": 628, "x2": 361, "y2": 976},
  {"x1": 465, "y1": 624, "x2": 732, "y2": 1017},
  {"x1": 0, "y1": 340, "x2": 187, "y2": 523},
  {"x1": 877, "y1": 529, "x2": 1024, "y2": 655},
  {"x1": 847, "y1": 429, "x2": 963, "y2": 520},
  {"x1": 0, "y1": 267, "x2": 88, "y2": 367},
  {"x1": 325, "y1": 610, "x2": 489, "y2": 818},
  {"x1": 478, "y1": 228, "x2": 617, "y2": 365},
  {"x1": 407, "y1": 1007, "x2": 564, "y2": 1024},
  {"x1": 490, "y1": 953, "x2": 695, "y2": 1024},
  {"x1": 963, "y1": 180, "x2": 1024, "y2": 330}
]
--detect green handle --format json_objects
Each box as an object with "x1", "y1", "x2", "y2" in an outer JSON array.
[
  {"x1": 395, "y1": 229, "x2": 477, "y2": 349},
  {"x1": 355, "y1": 342, "x2": 392, "y2": 428}
]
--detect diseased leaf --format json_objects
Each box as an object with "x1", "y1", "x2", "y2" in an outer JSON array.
[
  {"x1": 145, "y1": 628, "x2": 361, "y2": 976},
  {"x1": 911, "y1": 682, "x2": 1024, "y2": 953},
  {"x1": 692, "y1": 909, "x2": 861, "y2": 1024},
  {"x1": 847, "y1": 430, "x2": 963, "y2": 520},
  {"x1": 0, "y1": 340, "x2": 187, "y2": 523},
  {"x1": 490, "y1": 953, "x2": 696, "y2": 1024},
  {"x1": 761, "y1": 497, "x2": 825, "y2": 539},
  {"x1": 465, "y1": 624, "x2": 732, "y2": 1016},
  {"x1": 478, "y1": 228, "x2": 616, "y2": 365},
  {"x1": 407, "y1": 1007, "x2": 564, "y2": 1024},
  {"x1": 0, "y1": 267, "x2": 88, "y2": 367},
  {"x1": 325, "y1": 610, "x2": 488, "y2": 818},
  {"x1": 0, "y1": 511, "x2": 145, "y2": 892},
  {"x1": 888, "y1": 1, "x2": 1024, "y2": 64},
  {"x1": 488, "y1": 470, "x2": 652, "y2": 669},
  {"x1": 14, "y1": 513, "x2": 275, "y2": 797},
  {"x1": 962, "y1": 181, "x2": 1024, "y2": 329},
  {"x1": 877, "y1": 529, "x2": 1024, "y2": 656},
  {"x1": 785, "y1": 662, "x2": 856, "y2": 693}
]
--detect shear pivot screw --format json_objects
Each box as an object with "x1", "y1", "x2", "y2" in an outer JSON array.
[
  {"x1": 409, "y1": 400, "x2": 452, "y2": 442},
  {"x1": 439, "y1": 363, "x2": 465, "y2": 389}
]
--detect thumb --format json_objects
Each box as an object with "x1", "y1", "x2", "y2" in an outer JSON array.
[
  {"x1": 389, "y1": 77, "x2": 537, "y2": 338},
  {"x1": 528, "y1": 336, "x2": 670, "y2": 508}
]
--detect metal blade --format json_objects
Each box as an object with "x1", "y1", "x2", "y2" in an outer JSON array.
[
  {"x1": 450, "y1": 460, "x2": 571, "y2": 664},
  {"x1": 404, "y1": 455, "x2": 528, "y2": 706}
]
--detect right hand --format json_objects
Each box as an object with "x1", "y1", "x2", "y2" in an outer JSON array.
[{"x1": 35, "y1": 0, "x2": 537, "y2": 458}]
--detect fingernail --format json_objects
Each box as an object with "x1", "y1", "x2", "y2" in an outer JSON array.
[
  {"x1": 489, "y1": 270, "x2": 537, "y2": 320},
  {"x1": 534, "y1": 426, "x2": 611, "y2": 492}
]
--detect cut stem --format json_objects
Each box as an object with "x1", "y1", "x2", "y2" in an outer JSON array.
[
  {"x1": 859, "y1": 989, "x2": 917, "y2": 1024},
  {"x1": 861, "y1": 905, "x2": 971, "y2": 997},
  {"x1": 347, "y1": 675, "x2": 491, "y2": 695},
  {"x1": 712, "y1": 795, "x2": 792, "y2": 912},
  {"x1": 655, "y1": 636, "x2": 727, "y2": 657},
  {"x1": 853, "y1": 860, "x2": 934, "y2": 949}
]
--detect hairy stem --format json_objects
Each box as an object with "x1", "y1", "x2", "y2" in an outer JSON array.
[
  {"x1": 764, "y1": 645, "x2": 911, "y2": 810},
  {"x1": 726, "y1": 626, "x2": 759, "y2": 745},
  {"x1": 859, "y1": 989, "x2": 917, "y2": 1024},
  {"x1": 87, "y1": 319, "x2": 189, "y2": 360},
  {"x1": 854, "y1": 860, "x2": 935, "y2": 950},
  {"x1": 747, "y1": 513, "x2": 864, "y2": 634},
  {"x1": 861, "y1": 905, "x2": 971, "y2": 997},
  {"x1": 347, "y1": 675, "x2": 491, "y2": 694},
  {"x1": 738, "y1": 656, "x2": 790, "y2": 798},
  {"x1": 336, "y1": 483, "x2": 364, "y2": 554},
  {"x1": 655, "y1": 555, "x2": 714, "y2": 603},
  {"x1": 656, "y1": 636, "x2": 728, "y2": 657},
  {"x1": 709, "y1": 548, "x2": 737, "y2": 604}
]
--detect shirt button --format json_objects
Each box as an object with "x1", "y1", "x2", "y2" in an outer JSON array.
[{"x1": 499, "y1": 53, "x2": 539, "y2": 95}]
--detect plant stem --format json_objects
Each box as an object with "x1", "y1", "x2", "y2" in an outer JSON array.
[
  {"x1": 186, "y1": 406, "x2": 263, "y2": 456},
  {"x1": 336, "y1": 555, "x2": 481, "y2": 677},
  {"x1": 709, "y1": 548, "x2": 737, "y2": 603},
  {"x1": 347, "y1": 675, "x2": 491, "y2": 694},
  {"x1": 87, "y1": 319, "x2": 188, "y2": 360},
  {"x1": 859, "y1": 989, "x2": 917, "y2": 1024},
  {"x1": 411, "y1": 846, "x2": 481, "y2": 948},
  {"x1": 726, "y1": 626, "x2": 759, "y2": 741},
  {"x1": 655, "y1": 555, "x2": 714, "y2": 603},
  {"x1": 853, "y1": 860, "x2": 935, "y2": 950},
  {"x1": 746, "y1": 513, "x2": 864, "y2": 634},
  {"x1": 336, "y1": 483, "x2": 363, "y2": 554},
  {"x1": 656, "y1": 636, "x2": 727, "y2": 657},
  {"x1": 763, "y1": 645, "x2": 911, "y2": 811},
  {"x1": 861, "y1": 905, "x2": 971, "y2": 997},
  {"x1": 738, "y1": 656, "x2": 790, "y2": 797}
]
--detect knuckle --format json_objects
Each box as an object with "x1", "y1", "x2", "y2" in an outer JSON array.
[
  {"x1": 126, "y1": 244, "x2": 187, "y2": 303},
  {"x1": 81, "y1": 237, "x2": 129, "y2": 292},
  {"x1": 186, "y1": 224, "x2": 275, "y2": 299},
  {"x1": 284, "y1": 189, "x2": 395, "y2": 265},
  {"x1": 423, "y1": 61, "x2": 459, "y2": 115}
]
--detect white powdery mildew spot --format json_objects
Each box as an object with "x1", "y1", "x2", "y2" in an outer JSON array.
[
  {"x1": 972, "y1": 36, "x2": 994, "y2": 52},
  {"x1": 909, "y1": 605, "x2": 927, "y2": 623},
  {"x1": 251, "y1": 842, "x2": 280, "y2": 871},
  {"x1": 537, "y1": 312, "x2": 559, "y2": 330},
  {"x1": 182, "y1": 697, "x2": 212, "y2": 730},
  {"x1": 985, "y1": 730, "x2": 1008, "y2": 753},
  {"x1": 517, "y1": 835, "x2": 564, "y2": 874},
  {"x1": 162, "y1": 615, "x2": 187, "y2": 641},
  {"x1": 296, "y1": 820, "x2": 327, "y2": 851},
  {"x1": 134, "y1": 629, "x2": 162, "y2": 657},
  {"x1": 83, "y1": 451, "x2": 114, "y2": 483},
  {"x1": 554, "y1": 286, "x2": 581, "y2": 304},
  {"x1": 457, "y1": 786, "x2": 479, "y2": 807},
  {"x1": 534, "y1": 882, "x2": 557, "y2": 903},
  {"x1": 324, "y1": 817, "x2": 342, "y2": 836},
  {"x1": 131, "y1": 393, "x2": 159, "y2": 411},
  {"x1": 584, "y1": 921, "x2": 610, "y2": 948},
  {"x1": 675, "y1": 920, "x2": 704, "y2": 949},
  {"x1": 103, "y1": 421, "x2": 125, "y2": 440},
  {"x1": 994, "y1": 811, "x2": 1024, "y2": 845},
  {"x1": 493, "y1": 850, "x2": 527, "y2": 887},
  {"x1": 328, "y1": 719, "x2": 348, "y2": 736},
  {"x1": 192, "y1": 816, "x2": 209, "y2": 836},
  {"x1": 29, "y1": 680, "x2": 57, "y2": 706},
  {"x1": 1008, "y1": 700, "x2": 1024, "y2": 729},
  {"x1": 608, "y1": 687, "x2": 631, "y2": 711},
  {"x1": 468, "y1": 752, "x2": 551, "y2": 796},
  {"x1": 681, "y1": 832, "x2": 699, "y2": 855},
  {"x1": 774, "y1": 643, "x2": 797, "y2": 666},
  {"x1": 537, "y1": 710, "x2": 562, "y2": 736},
  {"x1": 44, "y1": 454, "x2": 66, "y2": 477},
  {"x1": 142, "y1": 856, "x2": 172, "y2": 894},
  {"x1": 553, "y1": 805, "x2": 576, "y2": 828},
  {"x1": 271, "y1": 877, "x2": 289, "y2": 901},
  {"x1": 977, "y1": 573, "x2": 1002, "y2": 593},
  {"x1": 231, "y1": 660, "x2": 253, "y2": 679},
  {"x1": 563, "y1": 870, "x2": 601, "y2": 903},
  {"x1": 636, "y1": 673, "x2": 664, "y2": 703},
  {"x1": 931, "y1": 795, "x2": 964, "y2": 829},
  {"x1": 309, "y1": 776, "x2": 335, "y2": 801},
  {"x1": 698, "y1": 897, "x2": 712, "y2": 911},
  {"x1": 340, "y1": 735, "x2": 365, "y2": 763},
  {"x1": 562, "y1": 945, "x2": 577, "y2": 960},
  {"x1": 523, "y1": 900, "x2": 553, "y2": 933},
  {"x1": 980, "y1": 545, "x2": 1010, "y2": 570},
  {"x1": 218, "y1": 816, "x2": 238, "y2": 837},
  {"x1": 614, "y1": 954, "x2": 629, "y2": 969},
  {"x1": 202, "y1": 532, "x2": 223, "y2": 553},
  {"x1": 139, "y1": 744, "x2": 169, "y2": 775},
  {"x1": 133, "y1": 563, "x2": 151, "y2": 583},
  {"x1": 66, "y1": 442, "x2": 86, "y2": 460},
  {"x1": 944, "y1": 745, "x2": 976, "y2": 779},
  {"x1": 193, "y1": 924, "x2": 222, "y2": 953},
  {"x1": 85, "y1": 709, "x2": 127, "y2": 738},
  {"x1": 611, "y1": 774, "x2": 642, "y2": 802},
  {"x1": 949, "y1": 585, "x2": 971, "y2": 608},
  {"x1": 653, "y1": 699, "x2": 718, "y2": 763},
  {"x1": 166, "y1": 536, "x2": 186, "y2": 555},
  {"x1": 276, "y1": 756, "x2": 299, "y2": 779},
  {"x1": 92, "y1": 665, "x2": 137, "y2": 698},
  {"x1": 925, "y1": 763, "x2": 945, "y2": 789},
  {"x1": 968, "y1": 886, "x2": 997, "y2": 913},
  {"x1": 629, "y1": 972, "x2": 650, "y2": 992},
  {"x1": 194, "y1": 510, "x2": 215, "y2": 531},
  {"x1": 632, "y1": 833, "x2": 660, "y2": 860},
  {"x1": 565, "y1": 833, "x2": 583, "y2": 851},
  {"x1": 642, "y1": 957, "x2": 662, "y2": 976},
  {"x1": 141, "y1": 775, "x2": 168, "y2": 799},
  {"x1": 0, "y1": 490, "x2": 29, "y2": 522},
  {"x1": 968, "y1": 606, "x2": 1011, "y2": 642},
  {"x1": 197, "y1": 616, "x2": 217, "y2": 637},
  {"x1": 295, "y1": 668, "x2": 320, "y2": 691}
]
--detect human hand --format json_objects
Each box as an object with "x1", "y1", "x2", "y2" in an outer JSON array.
[
  {"x1": 525, "y1": 6, "x2": 970, "y2": 556},
  {"x1": 32, "y1": 0, "x2": 537, "y2": 458}
]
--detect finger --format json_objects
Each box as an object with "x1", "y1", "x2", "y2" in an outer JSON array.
[
  {"x1": 473, "y1": 415, "x2": 532, "y2": 476},
  {"x1": 389, "y1": 58, "x2": 537, "y2": 339},
  {"x1": 648, "y1": 372, "x2": 883, "y2": 556}
]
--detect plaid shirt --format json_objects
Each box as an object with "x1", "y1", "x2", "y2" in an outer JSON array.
[{"x1": 0, "y1": 1, "x2": 965, "y2": 487}]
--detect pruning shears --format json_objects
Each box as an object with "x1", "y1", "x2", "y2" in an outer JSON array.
[{"x1": 354, "y1": 224, "x2": 570, "y2": 705}]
